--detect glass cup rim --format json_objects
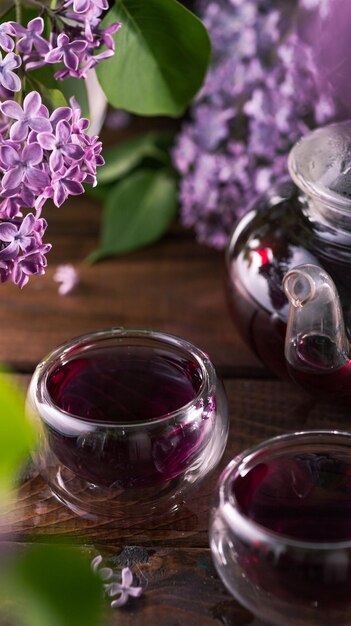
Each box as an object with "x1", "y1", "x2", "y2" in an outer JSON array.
[
  {"x1": 30, "y1": 327, "x2": 217, "y2": 429},
  {"x1": 218, "y1": 429, "x2": 351, "y2": 551}
]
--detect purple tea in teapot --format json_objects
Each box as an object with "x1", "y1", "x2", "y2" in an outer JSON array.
[{"x1": 226, "y1": 121, "x2": 351, "y2": 397}]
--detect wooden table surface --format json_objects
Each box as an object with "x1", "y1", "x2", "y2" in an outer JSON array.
[{"x1": 3, "y1": 178, "x2": 350, "y2": 625}]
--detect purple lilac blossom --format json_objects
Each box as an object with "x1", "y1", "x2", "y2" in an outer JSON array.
[
  {"x1": 2, "y1": 1, "x2": 120, "y2": 79},
  {"x1": 0, "y1": 0, "x2": 117, "y2": 288},
  {"x1": 0, "y1": 52, "x2": 21, "y2": 93},
  {"x1": 0, "y1": 23, "x2": 15, "y2": 53},
  {"x1": 65, "y1": 0, "x2": 109, "y2": 12},
  {"x1": 2, "y1": 91, "x2": 51, "y2": 141},
  {"x1": 173, "y1": 0, "x2": 336, "y2": 249},
  {"x1": 47, "y1": 0, "x2": 121, "y2": 80},
  {"x1": 0, "y1": 92, "x2": 104, "y2": 287},
  {"x1": 45, "y1": 33, "x2": 88, "y2": 72},
  {"x1": 10, "y1": 18, "x2": 50, "y2": 56}
]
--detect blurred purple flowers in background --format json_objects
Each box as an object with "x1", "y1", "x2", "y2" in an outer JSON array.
[{"x1": 173, "y1": 0, "x2": 338, "y2": 249}]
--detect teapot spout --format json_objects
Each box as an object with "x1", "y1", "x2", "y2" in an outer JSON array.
[{"x1": 283, "y1": 264, "x2": 351, "y2": 392}]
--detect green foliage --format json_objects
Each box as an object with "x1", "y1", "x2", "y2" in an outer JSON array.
[
  {"x1": 59, "y1": 76, "x2": 90, "y2": 118},
  {"x1": 40, "y1": 84, "x2": 68, "y2": 110},
  {"x1": 0, "y1": 378, "x2": 102, "y2": 626},
  {"x1": 89, "y1": 168, "x2": 177, "y2": 261},
  {"x1": 97, "y1": 131, "x2": 173, "y2": 184},
  {"x1": 0, "y1": 0, "x2": 14, "y2": 19},
  {"x1": 88, "y1": 132, "x2": 178, "y2": 256},
  {"x1": 97, "y1": 0, "x2": 211, "y2": 117},
  {"x1": 28, "y1": 77, "x2": 68, "y2": 110},
  {"x1": 5, "y1": 4, "x2": 37, "y2": 22},
  {"x1": 29, "y1": 59, "x2": 89, "y2": 118},
  {"x1": 2, "y1": 545, "x2": 103, "y2": 626},
  {"x1": 0, "y1": 374, "x2": 35, "y2": 497}
]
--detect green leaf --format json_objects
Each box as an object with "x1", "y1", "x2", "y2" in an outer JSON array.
[
  {"x1": 26, "y1": 74, "x2": 67, "y2": 112},
  {"x1": 39, "y1": 84, "x2": 68, "y2": 110},
  {"x1": 84, "y1": 183, "x2": 111, "y2": 202},
  {"x1": 97, "y1": 0, "x2": 211, "y2": 117},
  {"x1": 0, "y1": 374, "x2": 35, "y2": 495},
  {"x1": 89, "y1": 168, "x2": 178, "y2": 261},
  {"x1": 2, "y1": 4, "x2": 37, "y2": 21},
  {"x1": 60, "y1": 76, "x2": 90, "y2": 118},
  {"x1": 97, "y1": 131, "x2": 173, "y2": 184},
  {"x1": 31, "y1": 68, "x2": 89, "y2": 118},
  {"x1": 0, "y1": 0, "x2": 14, "y2": 18},
  {"x1": 2, "y1": 545, "x2": 103, "y2": 626}
]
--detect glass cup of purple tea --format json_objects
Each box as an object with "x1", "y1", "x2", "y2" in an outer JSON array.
[
  {"x1": 210, "y1": 431, "x2": 351, "y2": 626},
  {"x1": 26, "y1": 328, "x2": 229, "y2": 522}
]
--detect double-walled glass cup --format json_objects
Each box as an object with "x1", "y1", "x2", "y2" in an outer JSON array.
[
  {"x1": 210, "y1": 431, "x2": 351, "y2": 626},
  {"x1": 27, "y1": 328, "x2": 229, "y2": 522}
]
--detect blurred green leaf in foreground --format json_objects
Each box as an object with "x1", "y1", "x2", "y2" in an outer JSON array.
[
  {"x1": 1, "y1": 545, "x2": 103, "y2": 626},
  {"x1": 0, "y1": 376, "x2": 104, "y2": 626},
  {"x1": 0, "y1": 374, "x2": 35, "y2": 504}
]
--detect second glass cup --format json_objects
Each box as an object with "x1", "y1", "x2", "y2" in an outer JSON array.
[
  {"x1": 210, "y1": 431, "x2": 351, "y2": 626},
  {"x1": 27, "y1": 328, "x2": 229, "y2": 522}
]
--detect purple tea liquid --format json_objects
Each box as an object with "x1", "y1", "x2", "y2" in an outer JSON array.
[
  {"x1": 287, "y1": 334, "x2": 351, "y2": 397},
  {"x1": 45, "y1": 344, "x2": 207, "y2": 488},
  {"x1": 232, "y1": 449, "x2": 351, "y2": 607},
  {"x1": 234, "y1": 450, "x2": 351, "y2": 542}
]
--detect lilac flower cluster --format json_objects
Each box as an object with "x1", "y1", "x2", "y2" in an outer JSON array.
[
  {"x1": 173, "y1": 0, "x2": 336, "y2": 249},
  {"x1": 0, "y1": 91, "x2": 104, "y2": 287},
  {"x1": 0, "y1": 0, "x2": 117, "y2": 287},
  {"x1": 0, "y1": 3, "x2": 119, "y2": 90},
  {"x1": 45, "y1": 0, "x2": 121, "y2": 81}
]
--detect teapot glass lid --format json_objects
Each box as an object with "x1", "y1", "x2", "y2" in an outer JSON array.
[{"x1": 288, "y1": 120, "x2": 351, "y2": 214}]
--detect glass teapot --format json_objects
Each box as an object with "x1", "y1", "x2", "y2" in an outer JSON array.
[{"x1": 226, "y1": 120, "x2": 351, "y2": 398}]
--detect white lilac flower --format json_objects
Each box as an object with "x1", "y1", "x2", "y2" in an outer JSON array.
[
  {"x1": 53, "y1": 264, "x2": 79, "y2": 296},
  {"x1": 107, "y1": 568, "x2": 143, "y2": 608},
  {"x1": 91, "y1": 555, "x2": 143, "y2": 608}
]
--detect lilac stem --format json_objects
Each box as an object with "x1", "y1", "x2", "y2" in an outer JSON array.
[{"x1": 15, "y1": 0, "x2": 22, "y2": 24}]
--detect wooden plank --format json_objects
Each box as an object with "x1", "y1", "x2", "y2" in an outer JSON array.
[
  {"x1": 0, "y1": 544, "x2": 254, "y2": 626},
  {"x1": 96, "y1": 546, "x2": 253, "y2": 626},
  {"x1": 0, "y1": 198, "x2": 261, "y2": 373},
  {"x1": 5, "y1": 377, "x2": 349, "y2": 546}
]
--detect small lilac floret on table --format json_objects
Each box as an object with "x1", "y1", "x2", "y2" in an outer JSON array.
[
  {"x1": 54, "y1": 264, "x2": 79, "y2": 296},
  {"x1": 91, "y1": 555, "x2": 143, "y2": 608}
]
